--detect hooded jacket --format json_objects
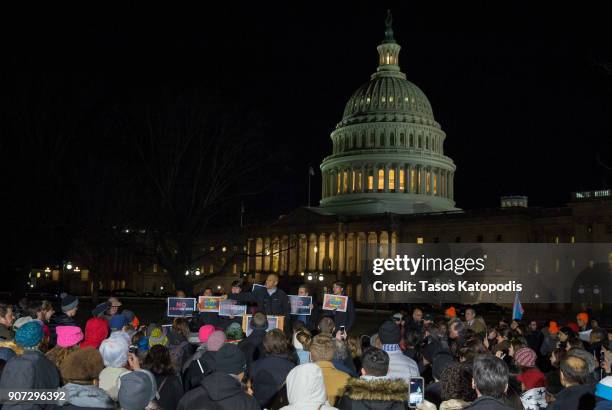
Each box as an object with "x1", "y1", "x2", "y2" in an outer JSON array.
[
  {"x1": 59, "y1": 383, "x2": 115, "y2": 409},
  {"x1": 177, "y1": 372, "x2": 260, "y2": 410},
  {"x1": 280, "y1": 363, "x2": 338, "y2": 410},
  {"x1": 250, "y1": 353, "x2": 296, "y2": 407},
  {"x1": 337, "y1": 377, "x2": 409, "y2": 410},
  {"x1": 182, "y1": 350, "x2": 216, "y2": 392},
  {"x1": 0, "y1": 350, "x2": 61, "y2": 410},
  {"x1": 238, "y1": 328, "x2": 266, "y2": 369}
]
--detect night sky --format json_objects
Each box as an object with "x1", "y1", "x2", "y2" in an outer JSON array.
[{"x1": 2, "y1": 4, "x2": 611, "y2": 273}]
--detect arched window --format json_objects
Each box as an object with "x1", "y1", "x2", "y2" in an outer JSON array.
[
  {"x1": 418, "y1": 136, "x2": 422, "y2": 148},
  {"x1": 379, "y1": 132, "x2": 385, "y2": 147},
  {"x1": 425, "y1": 136, "x2": 429, "y2": 150},
  {"x1": 389, "y1": 168, "x2": 395, "y2": 190},
  {"x1": 377, "y1": 168, "x2": 384, "y2": 190},
  {"x1": 409, "y1": 134, "x2": 414, "y2": 147},
  {"x1": 361, "y1": 134, "x2": 366, "y2": 148},
  {"x1": 370, "y1": 133, "x2": 375, "y2": 147},
  {"x1": 390, "y1": 133, "x2": 395, "y2": 146},
  {"x1": 400, "y1": 133, "x2": 405, "y2": 146}
]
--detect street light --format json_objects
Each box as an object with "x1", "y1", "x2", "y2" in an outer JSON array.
[
  {"x1": 66, "y1": 262, "x2": 73, "y2": 271},
  {"x1": 307, "y1": 274, "x2": 313, "y2": 281},
  {"x1": 195, "y1": 269, "x2": 201, "y2": 276},
  {"x1": 185, "y1": 270, "x2": 190, "y2": 276},
  {"x1": 318, "y1": 274, "x2": 324, "y2": 281},
  {"x1": 74, "y1": 266, "x2": 80, "y2": 273}
]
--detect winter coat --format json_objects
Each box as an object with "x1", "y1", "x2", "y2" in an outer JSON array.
[
  {"x1": 59, "y1": 383, "x2": 115, "y2": 409},
  {"x1": 439, "y1": 399, "x2": 471, "y2": 410},
  {"x1": 330, "y1": 297, "x2": 356, "y2": 332},
  {"x1": 230, "y1": 287, "x2": 291, "y2": 317},
  {"x1": 177, "y1": 372, "x2": 260, "y2": 410},
  {"x1": 239, "y1": 328, "x2": 266, "y2": 370},
  {"x1": 385, "y1": 349, "x2": 420, "y2": 385},
  {"x1": 520, "y1": 386, "x2": 547, "y2": 410},
  {"x1": 48, "y1": 312, "x2": 78, "y2": 347},
  {"x1": 98, "y1": 366, "x2": 130, "y2": 401},
  {"x1": 153, "y1": 373, "x2": 184, "y2": 410},
  {"x1": 0, "y1": 350, "x2": 61, "y2": 410},
  {"x1": 337, "y1": 377, "x2": 409, "y2": 410},
  {"x1": 182, "y1": 350, "x2": 216, "y2": 392},
  {"x1": 464, "y1": 396, "x2": 514, "y2": 410},
  {"x1": 251, "y1": 353, "x2": 296, "y2": 407},
  {"x1": 547, "y1": 383, "x2": 596, "y2": 410},
  {"x1": 465, "y1": 318, "x2": 486, "y2": 335},
  {"x1": 280, "y1": 362, "x2": 338, "y2": 410},
  {"x1": 317, "y1": 360, "x2": 351, "y2": 406}
]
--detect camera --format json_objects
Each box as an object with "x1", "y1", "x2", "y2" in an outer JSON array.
[{"x1": 129, "y1": 345, "x2": 138, "y2": 354}]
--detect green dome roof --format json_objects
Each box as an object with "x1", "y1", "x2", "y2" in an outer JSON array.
[{"x1": 341, "y1": 75, "x2": 435, "y2": 126}]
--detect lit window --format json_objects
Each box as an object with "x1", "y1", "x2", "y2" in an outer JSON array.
[
  {"x1": 416, "y1": 237, "x2": 424, "y2": 244},
  {"x1": 426, "y1": 171, "x2": 431, "y2": 194},
  {"x1": 389, "y1": 169, "x2": 395, "y2": 190},
  {"x1": 377, "y1": 168, "x2": 384, "y2": 190},
  {"x1": 81, "y1": 270, "x2": 89, "y2": 281},
  {"x1": 404, "y1": 96, "x2": 409, "y2": 102},
  {"x1": 410, "y1": 169, "x2": 416, "y2": 192},
  {"x1": 570, "y1": 235, "x2": 575, "y2": 243},
  {"x1": 356, "y1": 171, "x2": 362, "y2": 191},
  {"x1": 433, "y1": 174, "x2": 437, "y2": 195},
  {"x1": 337, "y1": 174, "x2": 341, "y2": 194},
  {"x1": 52, "y1": 270, "x2": 60, "y2": 281},
  {"x1": 153, "y1": 264, "x2": 158, "y2": 273},
  {"x1": 417, "y1": 169, "x2": 422, "y2": 192},
  {"x1": 381, "y1": 96, "x2": 386, "y2": 103},
  {"x1": 389, "y1": 96, "x2": 394, "y2": 103},
  {"x1": 343, "y1": 171, "x2": 348, "y2": 193},
  {"x1": 399, "y1": 169, "x2": 405, "y2": 191},
  {"x1": 366, "y1": 97, "x2": 371, "y2": 103},
  {"x1": 554, "y1": 236, "x2": 559, "y2": 244},
  {"x1": 352, "y1": 170, "x2": 356, "y2": 192},
  {"x1": 368, "y1": 175, "x2": 374, "y2": 190}
]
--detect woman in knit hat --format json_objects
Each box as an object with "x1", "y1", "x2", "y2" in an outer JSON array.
[
  {"x1": 81, "y1": 318, "x2": 109, "y2": 350},
  {"x1": 59, "y1": 347, "x2": 115, "y2": 409},
  {"x1": 99, "y1": 333, "x2": 131, "y2": 401},
  {"x1": 181, "y1": 324, "x2": 215, "y2": 373},
  {"x1": 148, "y1": 327, "x2": 169, "y2": 349},
  {"x1": 48, "y1": 293, "x2": 79, "y2": 347},
  {"x1": 514, "y1": 347, "x2": 547, "y2": 410},
  {"x1": 46, "y1": 325, "x2": 84, "y2": 369}
]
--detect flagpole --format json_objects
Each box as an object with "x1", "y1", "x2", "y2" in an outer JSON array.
[{"x1": 308, "y1": 172, "x2": 311, "y2": 208}]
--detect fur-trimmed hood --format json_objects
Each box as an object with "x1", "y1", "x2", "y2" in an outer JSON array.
[{"x1": 344, "y1": 377, "x2": 408, "y2": 402}]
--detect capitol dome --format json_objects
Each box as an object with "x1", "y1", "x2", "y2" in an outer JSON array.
[{"x1": 319, "y1": 12, "x2": 458, "y2": 215}]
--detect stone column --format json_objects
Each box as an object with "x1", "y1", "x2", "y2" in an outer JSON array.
[
  {"x1": 325, "y1": 233, "x2": 330, "y2": 272},
  {"x1": 348, "y1": 167, "x2": 353, "y2": 194},
  {"x1": 394, "y1": 164, "x2": 400, "y2": 193},
  {"x1": 450, "y1": 173, "x2": 454, "y2": 199},
  {"x1": 305, "y1": 235, "x2": 311, "y2": 272},
  {"x1": 384, "y1": 164, "x2": 390, "y2": 192},
  {"x1": 361, "y1": 164, "x2": 367, "y2": 193}
]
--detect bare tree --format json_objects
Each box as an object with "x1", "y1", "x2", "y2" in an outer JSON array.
[{"x1": 133, "y1": 95, "x2": 261, "y2": 292}]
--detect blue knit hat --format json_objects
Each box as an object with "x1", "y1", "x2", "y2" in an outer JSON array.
[
  {"x1": 109, "y1": 314, "x2": 127, "y2": 331},
  {"x1": 596, "y1": 376, "x2": 612, "y2": 401},
  {"x1": 15, "y1": 321, "x2": 43, "y2": 348}
]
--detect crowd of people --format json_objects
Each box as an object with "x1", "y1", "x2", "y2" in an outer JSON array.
[{"x1": 0, "y1": 273, "x2": 610, "y2": 410}]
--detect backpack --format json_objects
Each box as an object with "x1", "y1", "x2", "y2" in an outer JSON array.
[{"x1": 169, "y1": 340, "x2": 190, "y2": 372}]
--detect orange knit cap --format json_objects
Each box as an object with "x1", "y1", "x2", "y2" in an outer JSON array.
[
  {"x1": 445, "y1": 306, "x2": 457, "y2": 318},
  {"x1": 576, "y1": 312, "x2": 589, "y2": 323},
  {"x1": 549, "y1": 321, "x2": 559, "y2": 334}
]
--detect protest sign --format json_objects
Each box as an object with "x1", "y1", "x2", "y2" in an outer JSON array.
[
  {"x1": 322, "y1": 294, "x2": 348, "y2": 312},
  {"x1": 289, "y1": 295, "x2": 312, "y2": 315},
  {"x1": 218, "y1": 299, "x2": 247, "y2": 317},
  {"x1": 242, "y1": 314, "x2": 285, "y2": 337},
  {"x1": 197, "y1": 296, "x2": 221, "y2": 312},
  {"x1": 167, "y1": 297, "x2": 196, "y2": 317}
]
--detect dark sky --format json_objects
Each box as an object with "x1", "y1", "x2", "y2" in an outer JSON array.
[{"x1": 2, "y1": 4, "x2": 611, "y2": 267}]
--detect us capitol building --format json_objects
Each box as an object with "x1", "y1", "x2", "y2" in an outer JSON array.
[{"x1": 231, "y1": 15, "x2": 612, "y2": 305}]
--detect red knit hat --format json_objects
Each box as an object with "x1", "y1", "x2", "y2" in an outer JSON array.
[
  {"x1": 80, "y1": 318, "x2": 109, "y2": 349},
  {"x1": 517, "y1": 368, "x2": 546, "y2": 389},
  {"x1": 514, "y1": 347, "x2": 537, "y2": 368}
]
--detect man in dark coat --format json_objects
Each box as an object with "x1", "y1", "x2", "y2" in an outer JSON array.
[
  {"x1": 238, "y1": 312, "x2": 268, "y2": 370},
  {"x1": 0, "y1": 321, "x2": 60, "y2": 410},
  {"x1": 229, "y1": 274, "x2": 290, "y2": 318},
  {"x1": 338, "y1": 347, "x2": 408, "y2": 410},
  {"x1": 328, "y1": 281, "x2": 356, "y2": 333},
  {"x1": 177, "y1": 343, "x2": 259, "y2": 410},
  {"x1": 547, "y1": 354, "x2": 596, "y2": 410},
  {"x1": 464, "y1": 355, "x2": 513, "y2": 410}
]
